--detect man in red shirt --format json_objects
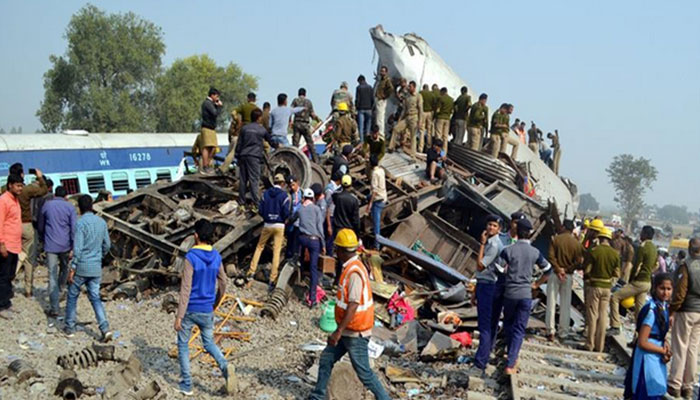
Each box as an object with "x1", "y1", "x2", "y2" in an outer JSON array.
[{"x1": 0, "y1": 174, "x2": 24, "y2": 314}]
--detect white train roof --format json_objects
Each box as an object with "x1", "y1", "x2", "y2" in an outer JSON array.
[{"x1": 0, "y1": 132, "x2": 229, "y2": 151}]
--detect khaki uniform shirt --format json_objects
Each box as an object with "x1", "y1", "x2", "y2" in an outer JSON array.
[
  {"x1": 453, "y1": 94, "x2": 472, "y2": 120},
  {"x1": 402, "y1": 92, "x2": 423, "y2": 119},
  {"x1": 468, "y1": 102, "x2": 489, "y2": 129},
  {"x1": 420, "y1": 89, "x2": 435, "y2": 112},
  {"x1": 435, "y1": 94, "x2": 454, "y2": 120},
  {"x1": 235, "y1": 102, "x2": 259, "y2": 125},
  {"x1": 490, "y1": 111, "x2": 510, "y2": 135},
  {"x1": 376, "y1": 76, "x2": 394, "y2": 100},
  {"x1": 333, "y1": 113, "x2": 359, "y2": 145}
]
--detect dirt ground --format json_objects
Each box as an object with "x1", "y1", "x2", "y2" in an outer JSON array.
[{"x1": 0, "y1": 265, "x2": 342, "y2": 400}]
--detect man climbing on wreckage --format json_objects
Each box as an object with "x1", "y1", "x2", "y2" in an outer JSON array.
[{"x1": 308, "y1": 229, "x2": 390, "y2": 400}]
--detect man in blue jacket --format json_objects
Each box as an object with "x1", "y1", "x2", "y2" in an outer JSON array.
[
  {"x1": 175, "y1": 219, "x2": 235, "y2": 396},
  {"x1": 247, "y1": 174, "x2": 291, "y2": 290}
]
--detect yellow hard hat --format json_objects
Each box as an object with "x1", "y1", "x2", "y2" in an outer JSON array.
[
  {"x1": 598, "y1": 227, "x2": 613, "y2": 240},
  {"x1": 334, "y1": 228, "x2": 359, "y2": 250},
  {"x1": 341, "y1": 175, "x2": 352, "y2": 187},
  {"x1": 337, "y1": 102, "x2": 349, "y2": 112},
  {"x1": 589, "y1": 219, "x2": 605, "y2": 232},
  {"x1": 583, "y1": 219, "x2": 591, "y2": 228},
  {"x1": 621, "y1": 296, "x2": 635, "y2": 309}
]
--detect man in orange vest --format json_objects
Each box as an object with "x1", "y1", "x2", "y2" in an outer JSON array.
[{"x1": 308, "y1": 229, "x2": 390, "y2": 400}]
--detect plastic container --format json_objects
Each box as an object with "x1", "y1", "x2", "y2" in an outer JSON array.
[{"x1": 319, "y1": 300, "x2": 338, "y2": 332}]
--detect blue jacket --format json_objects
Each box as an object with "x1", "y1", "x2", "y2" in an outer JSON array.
[
  {"x1": 259, "y1": 186, "x2": 291, "y2": 225},
  {"x1": 185, "y1": 246, "x2": 223, "y2": 313}
]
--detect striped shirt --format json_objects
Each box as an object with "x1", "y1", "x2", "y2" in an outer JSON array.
[{"x1": 72, "y1": 212, "x2": 111, "y2": 277}]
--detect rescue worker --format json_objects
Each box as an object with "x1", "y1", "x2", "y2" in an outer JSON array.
[
  {"x1": 489, "y1": 103, "x2": 510, "y2": 158},
  {"x1": 220, "y1": 92, "x2": 259, "y2": 173},
  {"x1": 291, "y1": 88, "x2": 321, "y2": 163},
  {"x1": 418, "y1": 84, "x2": 435, "y2": 153},
  {"x1": 362, "y1": 124, "x2": 386, "y2": 178},
  {"x1": 374, "y1": 66, "x2": 394, "y2": 138},
  {"x1": 308, "y1": 229, "x2": 390, "y2": 400},
  {"x1": 452, "y1": 86, "x2": 471, "y2": 146},
  {"x1": 434, "y1": 87, "x2": 453, "y2": 154},
  {"x1": 330, "y1": 81, "x2": 354, "y2": 114},
  {"x1": 609, "y1": 226, "x2": 657, "y2": 335},
  {"x1": 611, "y1": 229, "x2": 635, "y2": 282},
  {"x1": 548, "y1": 130, "x2": 562, "y2": 175},
  {"x1": 502, "y1": 104, "x2": 520, "y2": 158},
  {"x1": 388, "y1": 80, "x2": 422, "y2": 157},
  {"x1": 467, "y1": 93, "x2": 489, "y2": 151},
  {"x1": 582, "y1": 228, "x2": 620, "y2": 352},
  {"x1": 330, "y1": 102, "x2": 359, "y2": 153},
  {"x1": 527, "y1": 122, "x2": 541, "y2": 154}
]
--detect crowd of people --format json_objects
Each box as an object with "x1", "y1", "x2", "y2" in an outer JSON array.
[{"x1": 1, "y1": 69, "x2": 698, "y2": 399}]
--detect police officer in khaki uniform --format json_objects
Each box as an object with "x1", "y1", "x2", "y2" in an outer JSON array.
[
  {"x1": 452, "y1": 86, "x2": 471, "y2": 146},
  {"x1": 374, "y1": 66, "x2": 393, "y2": 138},
  {"x1": 547, "y1": 130, "x2": 561, "y2": 175},
  {"x1": 220, "y1": 92, "x2": 259, "y2": 173},
  {"x1": 331, "y1": 102, "x2": 359, "y2": 153},
  {"x1": 389, "y1": 81, "x2": 423, "y2": 157},
  {"x1": 331, "y1": 82, "x2": 354, "y2": 114},
  {"x1": 489, "y1": 103, "x2": 510, "y2": 158},
  {"x1": 467, "y1": 93, "x2": 489, "y2": 151},
  {"x1": 291, "y1": 88, "x2": 321, "y2": 163},
  {"x1": 434, "y1": 87, "x2": 453, "y2": 154},
  {"x1": 418, "y1": 84, "x2": 435, "y2": 153}
]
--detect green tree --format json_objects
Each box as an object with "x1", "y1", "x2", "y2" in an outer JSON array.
[
  {"x1": 606, "y1": 154, "x2": 657, "y2": 230},
  {"x1": 36, "y1": 5, "x2": 165, "y2": 133},
  {"x1": 155, "y1": 55, "x2": 258, "y2": 132},
  {"x1": 578, "y1": 193, "x2": 600, "y2": 213},
  {"x1": 657, "y1": 204, "x2": 689, "y2": 224}
]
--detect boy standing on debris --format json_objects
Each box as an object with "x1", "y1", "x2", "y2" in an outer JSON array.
[
  {"x1": 500, "y1": 218, "x2": 551, "y2": 375},
  {"x1": 65, "y1": 195, "x2": 113, "y2": 342},
  {"x1": 174, "y1": 219, "x2": 235, "y2": 396},
  {"x1": 472, "y1": 215, "x2": 504, "y2": 374},
  {"x1": 309, "y1": 229, "x2": 390, "y2": 400}
]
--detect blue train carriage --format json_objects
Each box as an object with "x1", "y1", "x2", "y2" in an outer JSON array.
[{"x1": 0, "y1": 132, "x2": 229, "y2": 197}]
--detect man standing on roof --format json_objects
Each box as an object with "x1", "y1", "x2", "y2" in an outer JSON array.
[
  {"x1": 489, "y1": 103, "x2": 510, "y2": 159},
  {"x1": 467, "y1": 94, "x2": 489, "y2": 151},
  {"x1": 500, "y1": 218, "x2": 551, "y2": 375},
  {"x1": 291, "y1": 88, "x2": 322, "y2": 163},
  {"x1": 355, "y1": 75, "x2": 374, "y2": 142},
  {"x1": 374, "y1": 66, "x2": 393, "y2": 138},
  {"x1": 434, "y1": 87, "x2": 454, "y2": 155},
  {"x1": 548, "y1": 130, "x2": 562, "y2": 175},
  {"x1": 331, "y1": 82, "x2": 354, "y2": 115},
  {"x1": 220, "y1": 92, "x2": 260, "y2": 174},
  {"x1": 388, "y1": 80, "x2": 422, "y2": 158},
  {"x1": 452, "y1": 86, "x2": 471, "y2": 146},
  {"x1": 609, "y1": 225, "x2": 657, "y2": 335},
  {"x1": 418, "y1": 84, "x2": 435, "y2": 153},
  {"x1": 196, "y1": 87, "x2": 223, "y2": 172},
  {"x1": 309, "y1": 229, "x2": 390, "y2": 400},
  {"x1": 545, "y1": 219, "x2": 585, "y2": 341}
]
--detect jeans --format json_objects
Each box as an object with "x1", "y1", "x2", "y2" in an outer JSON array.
[
  {"x1": 0, "y1": 252, "x2": 18, "y2": 310},
  {"x1": 474, "y1": 281, "x2": 497, "y2": 369},
  {"x1": 177, "y1": 312, "x2": 228, "y2": 391},
  {"x1": 309, "y1": 336, "x2": 390, "y2": 400},
  {"x1": 357, "y1": 109, "x2": 372, "y2": 142},
  {"x1": 299, "y1": 235, "x2": 322, "y2": 305},
  {"x1": 503, "y1": 297, "x2": 532, "y2": 368},
  {"x1": 285, "y1": 225, "x2": 301, "y2": 259},
  {"x1": 490, "y1": 278, "x2": 506, "y2": 343},
  {"x1": 271, "y1": 135, "x2": 290, "y2": 148},
  {"x1": 47, "y1": 252, "x2": 70, "y2": 314},
  {"x1": 325, "y1": 217, "x2": 335, "y2": 258},
  {"x1": 238, "y1": 156, "x2": 261, "y2": 205},
  {"x1": 371, "y1": 201, "x2": 386, "y2": 248},
  {"x1": 65, "y1": 275, "x2": 109, "y2": 334}
]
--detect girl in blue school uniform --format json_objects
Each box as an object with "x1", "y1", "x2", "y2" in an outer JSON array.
[{"x1": 625, "y1": 273, "x2": 673, "y2": 400}]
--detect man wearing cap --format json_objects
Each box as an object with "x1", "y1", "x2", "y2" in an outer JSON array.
[
  {"x1": 581, "y1": 228, "x2": 620, "y2": 351},
  {"x1": 332, "y1": 176, "x2": 360, "y2": 283},
  {"x1": 324, "y1": 171, "x2": 343, "y2": 257},
  {"x1": 331, "y1": 145, "x2": 352, "y2": 178},
  {"x1": 374, "y1": 66, "x2": 393, "y2": 137},
  {"x1": 609, "y1": 226, "x2": 656, "y2": 335},
  {"x1": 366, "y1": 154, "x2": 387, "y2": 250},
  {"x1": 291, "y1": 88, "x2": 322, "y2": 163},
  {"x1": 489, "y1": 103, "x2": 510, "y2": 158},
  {"x1": 235, "y1": 109, "x2": 273, "y2": 211},
  {"x1": 330, "y1": 103, "x2": 359, "y2": 154},
  {"x1": 467, "y1": 94, "x2": 489, "y2": 151},
  {"x1": 546, "y1": 219, "x2": 585, "y2": 341},
  {"x1": 472, "y1": 214, "x2": 504, "y2": 375},
  {"x1": 418, "y1": 84, "x2": 435, "y2": 152},
  {"x1": 331, "y1": 81, "x2": 354, "y2": 114},
  {"x1": 194, "y1": 87, "x2": 223, "y2": 172},
  {"x1": 389, "y1": 80, "x2": 422, "y2": 158},
  {"x1": 500, "y1": 218, "x2": 551, "y2": 374},
  {"x1": 285, "y1": 176, "x2": 303, "y2": 263},
  {"x1": 248, "y1": 174, "x2": 291, "y2": 290},
  {"x1": 434, "y1": 87, "x2": 454, "y2": 155},
  {"x1": 309, "y1": 229, "x2": 390, "y2": 400},
  {"x1": 298, "y1": 188, "x2": 325, "y2": 308}
]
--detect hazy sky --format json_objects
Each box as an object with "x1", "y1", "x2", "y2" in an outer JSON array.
[{"x1": 1, "y1": 1, "x2": 699, "y2": 210}]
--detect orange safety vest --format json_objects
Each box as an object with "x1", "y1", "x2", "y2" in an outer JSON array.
[{"x1": 335, "y1": 256, "x2": 375, "y2": 332}]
